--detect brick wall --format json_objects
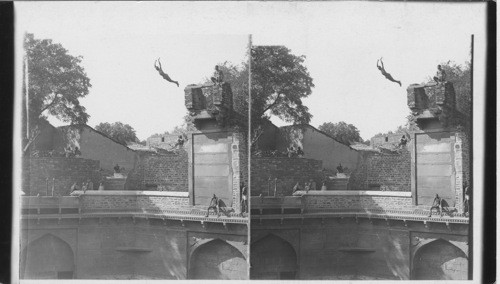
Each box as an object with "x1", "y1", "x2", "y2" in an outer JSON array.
[
  {"x1": 125, "y1": 150, "x2": 188, "y2": 191},
  {"x1": 252, "y1": 157, "x2": 324, "y2": 196},
  {"x1": 349, "y1": 149, "x2": 411, "y2": 191},
  {"x1": 304, "y1": 194, "x2": 412, "y2": 210},
  {"x1": 80, "y1": 194, "x2": 190, "y2": 211},
  {"x1": 23, "y1": 157, "x2": 102, "y2": 196}
]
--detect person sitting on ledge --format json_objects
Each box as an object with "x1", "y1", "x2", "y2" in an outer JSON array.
[
  {"x1": 398, "y1": 135, "x2": 408, "y2": 148},
  {"x1": 81, "y1": 182, "x2": 88, "y2": 193},
  {"x1": 87, "y1": 179, "x2": 94, "y2": 191},
  {"x1": 337, "y1": 163, "x2": 344, "y2": 174},
  {"x1": 70, "y1": 182, "x2": 80, "y2": 192},
  {"x1": 240, "y1": 182, "x2": 248, "y2": 216},
  {"x1": 428, "y1": 194, "x2": 443, "y2": 217},
  {"x1": 296, "y1": 146, "x2": 304, "y2": 157},
  {"x1": 309, "y1": 179, "x2": 317, "y2": 191},
  {"x1": 292, "y1": 182, "x2": 303, "y2": 194},
  {"x1": 433, "y1": 65, "x2": 446, "y2": 84},
  {"x1": 74, "y1": 146, "x2": 82, "y2": 157},
  {"x1": 114, "y1": 164, "x2": 121, "y2": 173},
  {"x1": 173, "y1": 135, "x2": 185, "y2": 148},
  {"x1": 205, "y1": 194, "x2": 220, "y2": 217},
  {"x1": 321, "y1": 181, "x2": 328, "y2": 191},
  {"x1": 210, "y1": 65, "x2": 224, "y2": 86}
]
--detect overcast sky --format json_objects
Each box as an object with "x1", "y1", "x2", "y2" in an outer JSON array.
[{"x1": 16, "y1": 2, "x2": 487, "y2": 141}]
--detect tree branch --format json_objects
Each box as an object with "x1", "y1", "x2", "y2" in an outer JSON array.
[
  {"x1": 37, "y1": 94, "x2": 59, "y2": 116},
  {"x1": 259, "y1": 93, "x2": 282, "y2": 117}
]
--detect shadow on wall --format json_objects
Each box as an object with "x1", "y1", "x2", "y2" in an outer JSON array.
[
  {"x1": 188, "y1": 239, "x2": 247, "y2": 280},
  {"x1": 412, "y1": 239, "x2": 468, "y2": 280},
  {"x1": 250, "y1": 234, "x2": 298, "y2": 280}
]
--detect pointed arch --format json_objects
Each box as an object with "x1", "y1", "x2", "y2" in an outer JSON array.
[
  {"x1": 188, "y1": 238, "x2": 247, "y2": 280},
  {"x1": 250, "y1": 234, "x2": 298, "y2": 279},
  {"x1": 21, "y1": 233, "x2": 75, "y2": 279},
  {"x1": 412, "y1": 238, "x2": 468, "y2": 280}
]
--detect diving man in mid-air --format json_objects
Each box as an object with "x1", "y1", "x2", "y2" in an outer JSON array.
[
  {"x1": 377, "y1": 58, "x2": 401, "y2": 87},
  {"x1": 154, "y1": 58, "x2": 179, "y2": 87}
]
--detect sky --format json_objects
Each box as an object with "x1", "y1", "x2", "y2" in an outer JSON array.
[{"x1": 15, "y1": 2, "x2": 487, "y2": 141}]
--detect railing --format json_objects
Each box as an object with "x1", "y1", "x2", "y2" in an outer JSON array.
[{"x1": 20, "y1": 194, "x2": 248, "y2": 223}]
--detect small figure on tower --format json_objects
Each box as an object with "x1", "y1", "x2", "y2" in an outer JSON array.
[
  {"x1": 210, "y1": 65, "x2": 224, "y2": 86},
  {"x1": 433, "y1": 65, "x2": 447, "y2": 84}
]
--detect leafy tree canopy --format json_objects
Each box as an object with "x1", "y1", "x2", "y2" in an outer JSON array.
[
  {"x1": 95, "y1": 122, "x2": 139, "y2": 145},
  {"x1": 372, "y1": 123, "x2": 411, "y2": 138},
  {"x1": 24, "y1": 33, "x2": 91, "y2": 126},
  {"x1": 213, "y1": 46, "x2": 314, "y2": 125},
  {"x1": 318, "y1": 121, "x2": 362, "y2": 145},
  {"x1": 148, "y1": 117, "x2": 192, "y2": 139}
]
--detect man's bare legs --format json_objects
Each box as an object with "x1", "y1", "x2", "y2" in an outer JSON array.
[{"x1": 154, "y1": 58, "x2": 179, "y2": 87}]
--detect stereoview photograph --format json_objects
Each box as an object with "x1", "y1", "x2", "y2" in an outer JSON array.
[{"x1": 14, "y1": 1, "x2": 488, "y2": 282}]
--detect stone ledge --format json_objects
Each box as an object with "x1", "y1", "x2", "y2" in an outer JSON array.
[
  {"x1": 71, "y1": 190, "x2": 189, "y2": 197},
  {"x1": 292, "y1": 190, "x2": 412, "y2": 197}
]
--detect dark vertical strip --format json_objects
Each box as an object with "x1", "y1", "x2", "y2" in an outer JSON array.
[
  {"x1": 0, "y1": 2, "x2": 14, "y2": 283},
  {"x1": 468, "y1": 33, "x2": 473, "y2": 281},
  {"x1": 247, "y1": 34, "x2": 252, "y2": 280},
  {"x1": 483, "y1": 1, "x2": 496, "y2": 283}
]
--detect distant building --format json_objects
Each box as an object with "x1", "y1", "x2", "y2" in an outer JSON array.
[{"x1": 146, "y1": 134, "x2": 180, "y2": 150}]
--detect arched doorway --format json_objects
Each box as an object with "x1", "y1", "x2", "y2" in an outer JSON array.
[
  {"x1": 250, "y1": 234, "x2": 298, "y2": 279},
  {"x1": 413, "y1": 239, "x2": 468, "y2": 280},
  {"x1": 188, "y1": 239, "x2": 247, "y2": 279},
  {"x1": 21, "y1": 234, "x2": 75, "y2": 279}
]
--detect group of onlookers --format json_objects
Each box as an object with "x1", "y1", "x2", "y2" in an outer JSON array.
[{"x1": 70, "y1": 179, "x2": 105, "y2": 193}]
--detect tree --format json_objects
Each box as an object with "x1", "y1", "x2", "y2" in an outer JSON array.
[
  {"x1": 214, "y1": 46, "x2": 314, "y2": 125},
  {"x1": 372, "y1": 123, "x2": 411, "y2": 138},
  {"x1": 95, "y1": 122, "x2": 139, "y2": 145},
  {"x1": 24, "y1": 33, "x2": 91, "y2": 126},
  {"x1": 437, "y1": 61, "x2": 471, "y2": 116},
  {"x1": 318, "y1": 121, "x2": 362, "y2": 145},
  {"x1": 22, "y1": 33, "x2": 91, "y2": 154}
]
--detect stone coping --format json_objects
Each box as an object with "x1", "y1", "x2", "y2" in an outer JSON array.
[
  {"x1": 71, "y1": 190, "x2": 189, "y2": 197},
  {"x1": 291, "y1": 190, "x2": 412, "y2": 197}
]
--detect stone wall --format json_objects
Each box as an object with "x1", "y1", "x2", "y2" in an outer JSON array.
[
  {"x1": 23, "y1": 157, "x2": 102, "y2": 196},
  {"x1": 125, "y1": 150, "x2": 188, "y2": 191},
  {"x1": 21, "y1": 220, "x2": 247, "y2": 280},
  {"x1": 371, "y1": 133, "x2": 405, "y2": 148},
  {"x1": 146, "y1": 135, "x2": 180, "y2": 149},
  {"x1": 349, "y1": 149, "x2": 411, "y2": 191},
  {"x1": 252, "y1": 157, "x2": 324, "y2": 196},
  {"x1": 252, "y1": 223, "x2": 468, "y2": 280}
]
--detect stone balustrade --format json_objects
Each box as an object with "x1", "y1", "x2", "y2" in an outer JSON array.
[{"x1": 251, "y1": 190, "x2": 468, "y2": 220}]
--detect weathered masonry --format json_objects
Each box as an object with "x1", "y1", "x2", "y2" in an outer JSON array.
[
  {"x1": 250, "y1": 81, "x2": 471, "y2": 280},
  {"x1": 20, "y1": 82, "x2": 249, "y2": 280}
]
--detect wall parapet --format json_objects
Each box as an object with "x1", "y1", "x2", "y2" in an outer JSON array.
[
  {"x1": 294, "y1": 190, "x2": 412, "y2": 197},
  {"x1": 71, "y1": 190, "x2": 189, "y2": 197}
]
